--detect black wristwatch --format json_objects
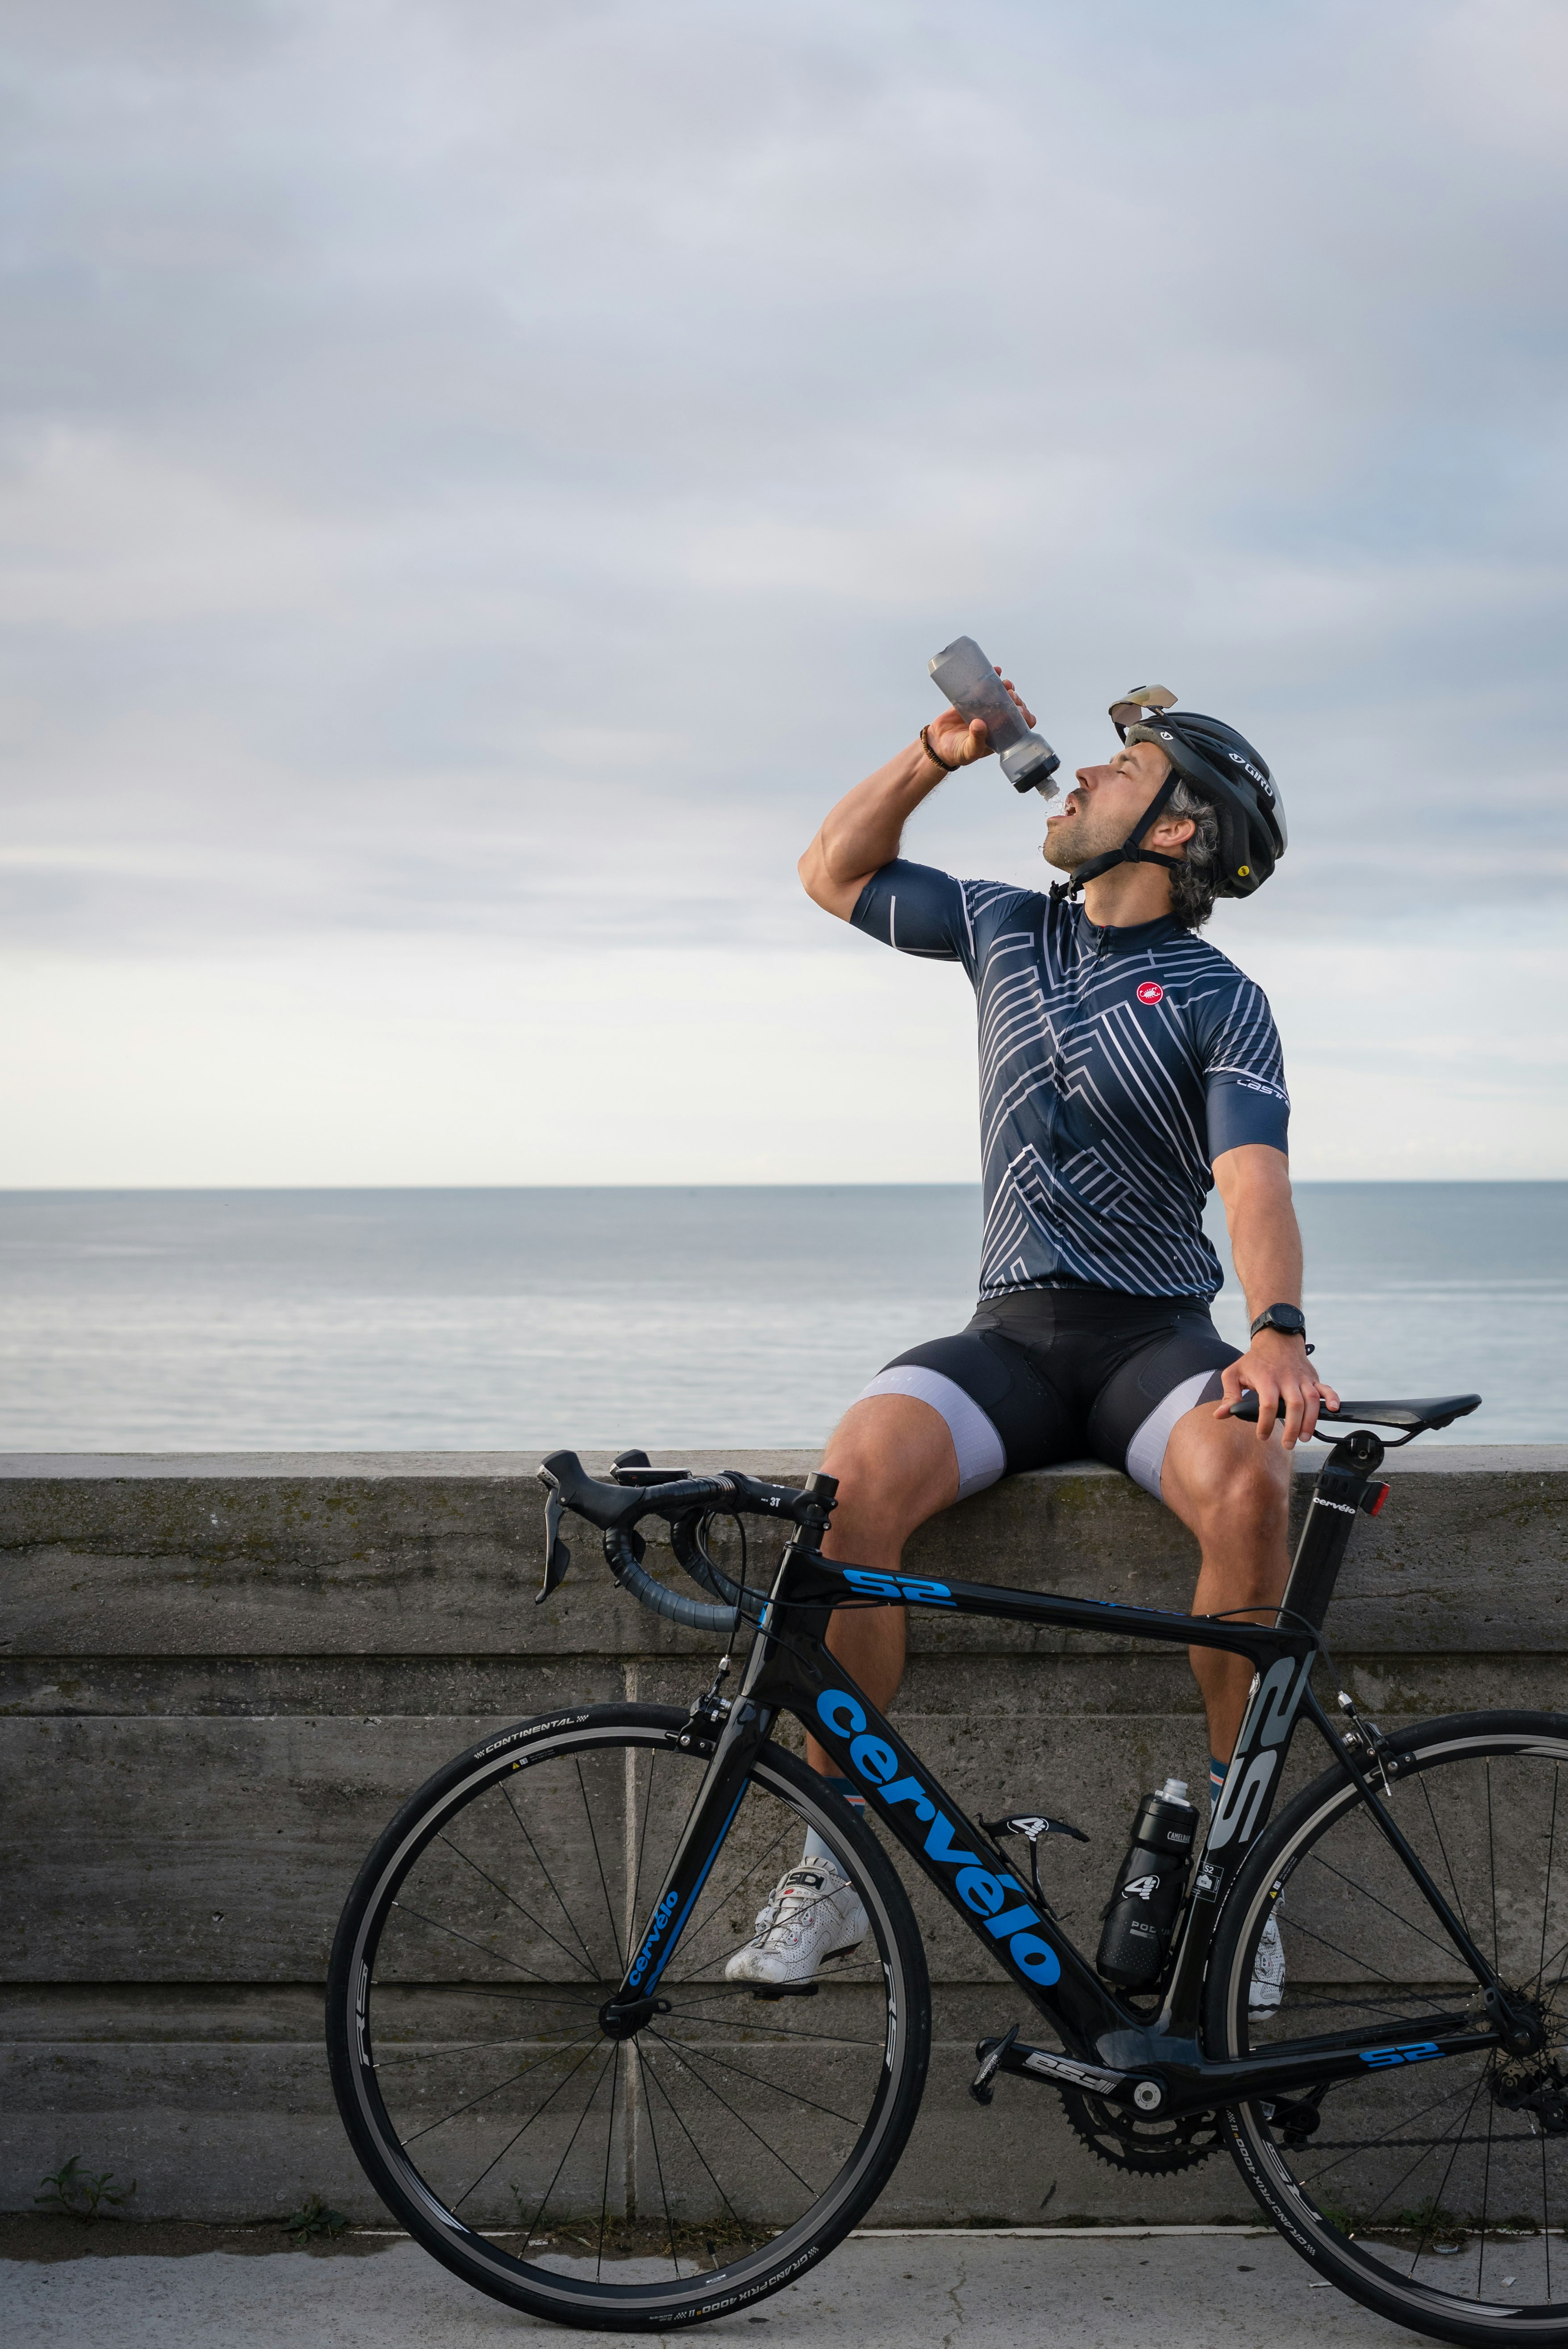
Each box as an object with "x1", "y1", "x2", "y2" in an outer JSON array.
[{"x1": 1250, "y1": 1302, "x2": 1310, "y2": 1348}]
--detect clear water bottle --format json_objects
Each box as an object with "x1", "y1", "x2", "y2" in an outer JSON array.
[
  {"x1": 1094, "y1": 1778, "x2": 1199, "y2": 1989},
  {"x1": 927, "y1": 635, "x2": 1061, "y2": 796}
]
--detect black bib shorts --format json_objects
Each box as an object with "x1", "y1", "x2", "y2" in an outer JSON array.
[{"x1": 859, "y1": 1287, "x2": 1241, "y2": 1502}]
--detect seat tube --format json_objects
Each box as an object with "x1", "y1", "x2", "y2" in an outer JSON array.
[{"x1": 1279, "y1": 1431, "x2": 1387, "y2": 1632}]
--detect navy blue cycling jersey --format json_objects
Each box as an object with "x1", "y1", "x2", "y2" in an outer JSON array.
[{"x1": 851, "y1": 860, "x2": 1289, "y2": 1301}]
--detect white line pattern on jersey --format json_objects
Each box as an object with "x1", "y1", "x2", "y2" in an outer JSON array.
[{"x1": 851, "y1": 863, "x2": 1289, "y2": 1300}]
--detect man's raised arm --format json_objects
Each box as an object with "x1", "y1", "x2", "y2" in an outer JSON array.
[{"x1": 797, "y1": 679, "x2": 1036, "y2": 920}]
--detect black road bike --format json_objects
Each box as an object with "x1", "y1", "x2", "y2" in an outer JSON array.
[{"x1": 328, "y1": 1389, "x2": 1568, "y2": 2345}]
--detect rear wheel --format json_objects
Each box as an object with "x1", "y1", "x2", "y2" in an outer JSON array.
[
  {"x1": 1206, "y1": 1712, "x2": 1568, "y2": 2347},
  {"x1": 327, "y1": 1702, "x2": 928, "y2": 2329}
]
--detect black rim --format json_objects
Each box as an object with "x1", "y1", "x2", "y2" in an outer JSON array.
[
  {"x1": 334, "y1": 1719, "x2": 911, "y2": 2312},
  {"x1": 1231, "y1": 1731, "x2": 1568, "y2": 2331}
]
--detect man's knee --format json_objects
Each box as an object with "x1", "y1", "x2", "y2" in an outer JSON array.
[
  {"x1": 821, "y1": 1394, "x2": 961, "y2": 1529},
  {"x1": 1167, "y1": 1412, "x2": 1290, "y2": 1533}
]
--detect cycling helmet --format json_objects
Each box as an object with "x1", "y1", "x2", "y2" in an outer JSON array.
[{"x1": 1053, "y1": 685, "x2": 1287, "y2": 900}]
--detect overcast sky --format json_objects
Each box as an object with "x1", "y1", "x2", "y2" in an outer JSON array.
[{"x1": 2, "y1": 0, "x2": 1565, "y2": 1185}]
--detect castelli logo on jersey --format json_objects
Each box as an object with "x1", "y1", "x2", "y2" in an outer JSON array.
[{"x1": 1136, "y1": 981, "x2": 1164, "y2": 1005}]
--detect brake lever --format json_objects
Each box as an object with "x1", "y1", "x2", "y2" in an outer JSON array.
[{"x1": 536, "y1": 1473, "x2": 572, "y2": 1605}]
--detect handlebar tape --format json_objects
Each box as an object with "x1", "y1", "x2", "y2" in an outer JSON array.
[{"x1": 604, "y1": 1527, "x2": 741, "y2": 1636}]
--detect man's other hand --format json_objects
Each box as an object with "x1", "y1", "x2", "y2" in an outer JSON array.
[
  {"x1": 1217, "y1": 1332, "x2": 1341, "y2": 1449},
  {"x1": 927, "y1": 673, "x2": 1036, "y2": 769}
]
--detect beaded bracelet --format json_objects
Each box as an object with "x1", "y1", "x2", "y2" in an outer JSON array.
[{"x1": 921, "y1": 724, "x2": 959, "y2": 774}]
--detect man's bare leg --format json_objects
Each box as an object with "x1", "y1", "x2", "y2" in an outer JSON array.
[
  {"x1": 1160, "y1": 1404, "x2": 1293, "y2": 1764},
  {"x1": 803, "y1": 1394, "x2": 961, "y2": 1778}
]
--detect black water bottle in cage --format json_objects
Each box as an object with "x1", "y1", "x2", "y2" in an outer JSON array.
[{"x1": 1095, "y1": 1778, "x2": 1199, "y2": 1989}]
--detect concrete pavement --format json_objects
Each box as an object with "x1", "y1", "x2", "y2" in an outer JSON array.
[{"x1": 2, "y1": 2225, "x2": 1426, "y2": 2346}]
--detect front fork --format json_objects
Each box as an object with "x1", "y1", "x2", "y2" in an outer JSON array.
[{"x1": 603, "y1": 1686, "x2": 775, "y2": 2021}]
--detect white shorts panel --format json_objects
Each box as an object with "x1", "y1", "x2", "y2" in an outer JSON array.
[
  {"x1": 1124, "y1": 1366, "x2": 1227, "y2": 1499},
  {"x1": 856, "y1": 1366, "x2": 1007, "y2": 1499}
]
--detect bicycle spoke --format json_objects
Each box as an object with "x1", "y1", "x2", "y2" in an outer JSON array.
[
  {"x1": 1544, "y1": 2128, "x2": 1554, "y2": 2300},
  {"x1": 389, "y1": 1901, "x2": 605, "y2": 2009},
  {"x1": 1416, "y1": 1770, "x2": 1474, "y2": 1949},
  {"x1": 1403, "y1": 2066, "x2": 1489, "y2": 2274},
  {"x1": 1296, "y1": 2071, "x2": 1478, "y2": 2194},
  {"x1": 1267, "y1": 1909, "x2": 1430, "y2": 1993},
  {"x1": 1487, "y1": 1762, "x2": 1499, "y2": 1977},
  {"x1": 452, "y1": 2036, "x2": 608, "y2": 2215},
  {"x1": 638, "y1": 2040, "x2": 757, "y2": 2241},
  {"x1": 438, "y1": 1833, "x2": 598, "y2": 1979},
  {"x1": 596, "y1": 2041, "x2": 623, "y2": 2279},
  {"x1": 502, "y1": 1785, "x2": 602, "y2": 1980},
  {"x1": 665, "y1": 1995, "x2": 883, "y2": 2048},
  {"x1": 402, "y1": 2026, "x2": 601, "y2": 2145},
  {"x1": 1477, "y1": 2064, "x2": 1496, "y2": 2295},
  {"x1": 376, "y1": 2034, "x2": 542, "y2": 2065},
  {"x1": 648, "y1": 2032, "x2": 868, "y2": 2128},
  {"x1": 577, "y1": 1757, "x2": 627, "y2": 1975},
  {"x1": 645, "y1": 2028, "x2": 819, "y2": 2194},
  {"x1": 1337, "y1": 2072, "x2": 1486, "y2": 2231},
  {"x1": 631, "y1": 2039, "x2": 681, "y2": 2280},
  {"x1": 1537, "y1": 1768, "x2": 1560, "y2": 1997},
  {"x1": 1302, "y1": 1849, "x2": 1465, "y2": 1969},
  {"x1": 511, "y1": 2042, "x2": 618, "y2": 2249},
  {"x1": 629, "y1": 1749, "x2": 658, "y2": 1927}
]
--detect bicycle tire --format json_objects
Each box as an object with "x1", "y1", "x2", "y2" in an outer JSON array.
[
  {"x1": 327, "y1": 1701, "x2": 929, "y2": 2329},
  {"x1": 1205, "y1": 1710, "x2": 1568, "y2": 2348}
]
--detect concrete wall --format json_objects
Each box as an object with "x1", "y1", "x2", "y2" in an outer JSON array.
[{"x1": 2, "y1": 1446, "x2": 1565, "y2": 2228}]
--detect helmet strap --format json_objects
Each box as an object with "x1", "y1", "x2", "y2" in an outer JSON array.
[{"x1": 1048, "y1": 771, "x2": 1185, "y2": 904}]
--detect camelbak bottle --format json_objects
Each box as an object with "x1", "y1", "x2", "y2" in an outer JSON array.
[
  {"x1": 927, "y1": 635, "x2": 1061, "y2": 796},
  {"x1": 1095, "y1": 1778, "x2": 1199, "y2": 1989}
]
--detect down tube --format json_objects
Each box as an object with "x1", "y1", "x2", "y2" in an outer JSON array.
[{"x1": 791, "y1": 1653, "x2": 1123, "y2": 2045}]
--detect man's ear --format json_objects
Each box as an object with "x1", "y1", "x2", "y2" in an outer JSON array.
[{"x1": 1147, "y1": 811, "x2": 1197, "y2": 856}]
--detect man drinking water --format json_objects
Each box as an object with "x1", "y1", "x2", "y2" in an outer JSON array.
[{"x1": 726, "y1": 673, "x2": 1336, "y2": 2009}]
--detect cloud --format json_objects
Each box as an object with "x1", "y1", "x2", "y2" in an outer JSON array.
[{"x1": 0, "y1": 0, "x2": 1564, "y2": 1176}]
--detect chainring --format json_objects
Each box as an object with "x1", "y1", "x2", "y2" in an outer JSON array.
[{"x1": 1059, "y1": 2086, "x2": 1223, "y2": 2174}]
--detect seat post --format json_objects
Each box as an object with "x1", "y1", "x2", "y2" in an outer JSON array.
[{"x1": 1278, "y1": 1429, "x2": 1389, "y2": 1633}]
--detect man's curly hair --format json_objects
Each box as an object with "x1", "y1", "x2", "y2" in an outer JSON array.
[{"x1": 1165, "y1": 775, "x2": 1220, "y2": 930}]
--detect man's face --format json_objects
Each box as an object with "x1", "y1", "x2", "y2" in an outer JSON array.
[{"x1": 1041, "y1": 739, "x2": 1178, "y2": 874}]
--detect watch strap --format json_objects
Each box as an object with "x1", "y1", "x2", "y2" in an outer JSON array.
[{"x1": 1250, "y1": 1303, "x2": 1307, "y2": 1341}]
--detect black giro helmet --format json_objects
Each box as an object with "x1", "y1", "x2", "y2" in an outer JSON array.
[{"x1": 1109, "y1": 687, "x2": 1287, "y2": 899}]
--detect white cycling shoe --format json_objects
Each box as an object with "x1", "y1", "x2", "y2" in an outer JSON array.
[
  {"x1": 1249, "y1": 1907, "x2": 1286, "y2": 2013},
  {"x1": 724, "y1": 1862, "x2": 868, "y2": 1987}
]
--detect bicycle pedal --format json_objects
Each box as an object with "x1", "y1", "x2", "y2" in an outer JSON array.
[
  {"x1": 970, "y1": 2023, "x2": 1019, "y2": 2106},
  {"x1": 750, "y1": 1981, "x2": 820, "y2": 2002}
]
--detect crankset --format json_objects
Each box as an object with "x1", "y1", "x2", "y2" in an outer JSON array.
[{"x1": 1059, "y1": 2086, "x2": 1223, "y2": 2174}]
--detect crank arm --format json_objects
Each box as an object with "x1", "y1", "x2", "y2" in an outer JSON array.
[
  {"x1": 973, "y1": 2032, "x2": 1152, "y2": 2110},
  {"x1": 978, "y1": 2014, "x2": 1494, "y2": 2122}
]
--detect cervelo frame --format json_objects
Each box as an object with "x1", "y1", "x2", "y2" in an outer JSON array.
[{"x1": 600, "y1": 1429, "x2": 1543, "y2": 2121}]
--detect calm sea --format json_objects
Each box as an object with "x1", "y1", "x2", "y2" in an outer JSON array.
[{"x1": 0, "y1": 1185, "x2": 1562, "y2": 1453}]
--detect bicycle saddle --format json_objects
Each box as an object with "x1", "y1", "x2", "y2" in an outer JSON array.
[{"x1": 1229, "y1": 1392, "x2": 1481, "y2": 1433}]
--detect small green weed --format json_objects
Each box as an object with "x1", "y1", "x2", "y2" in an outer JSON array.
[
  {"x1": 283, "y1": 2193, "x2": 350, "y2": 2247},
  {"x1": 1393, "y1": 2199, "x2": 1464, "y2": 2242},
  {"x1": 34, "y1": 2155, "x2": 136, "y2": 2221}
]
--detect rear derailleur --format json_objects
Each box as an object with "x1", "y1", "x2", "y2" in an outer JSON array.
[{"x1": 1493, "y1": 2058, "x2": 1568, "y2": 2137}]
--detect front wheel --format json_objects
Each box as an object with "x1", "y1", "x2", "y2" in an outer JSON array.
[
  {"x1": 1206, "y1": 1711, "x2": 1568, "y2": 2347},
  {"x1": 327, "y1": 1702, "x2": 929, "y2": 2329}
]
